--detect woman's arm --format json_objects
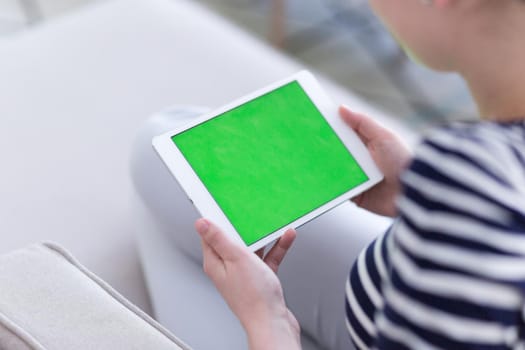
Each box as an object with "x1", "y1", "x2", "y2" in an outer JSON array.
[{"x1": 195, "y1": 219, "x2": 301, "y2": 350}]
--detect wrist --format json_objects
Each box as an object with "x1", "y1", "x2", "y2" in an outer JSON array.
[{"x1": 244, "y1": 309, "x2": 301, "y2": 350}]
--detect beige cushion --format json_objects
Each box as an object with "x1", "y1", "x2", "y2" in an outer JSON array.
[{"x1": 0, "y1": 243, "x2": 189, "y2": 350}]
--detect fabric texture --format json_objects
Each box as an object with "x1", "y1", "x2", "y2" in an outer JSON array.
[
  {"x1": 0, "y1": 243, "x2": 190, "y2": 350},
  {"x1": 346, "y1": 121, "x2": 525, "y2": 349}
]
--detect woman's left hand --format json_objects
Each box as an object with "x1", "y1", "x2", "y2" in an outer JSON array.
[{"x1": 195, "y1": 218, "x2": 301, "y2": 350}]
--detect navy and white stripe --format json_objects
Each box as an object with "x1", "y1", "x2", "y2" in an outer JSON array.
[{"x1": 346, "y1": 121, "x2": 525, "y2": 350}]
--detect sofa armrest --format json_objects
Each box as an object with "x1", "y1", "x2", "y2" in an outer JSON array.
[{"x1": 0, "y1": 243, "x2": 190, "y2": 350}]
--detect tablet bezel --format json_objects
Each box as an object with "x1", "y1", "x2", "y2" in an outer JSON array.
[{"x1": 153, "y1": 71, "x2": 383, "y2": 251}]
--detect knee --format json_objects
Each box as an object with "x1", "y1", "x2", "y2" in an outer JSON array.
[{"x1": 130, "y1": 106, "x2": 210, "y2": 260}]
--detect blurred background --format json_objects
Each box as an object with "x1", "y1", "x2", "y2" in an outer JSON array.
[{"x1": 0, "y1": 0, "x2": 477, "y2": 131}]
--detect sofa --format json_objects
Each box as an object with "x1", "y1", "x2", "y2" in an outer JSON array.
[{"x1": 0, "y1": 0, "x2": 414, "y2": 348}]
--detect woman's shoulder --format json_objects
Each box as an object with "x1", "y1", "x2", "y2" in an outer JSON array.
[
  {"x1": 398, "y1": 120, "x2": 525, "y2": 225},
  {"x1": 408, "y1": 120, "x2": 525, "y2": 190},
  {"x1": 425, "y1": 120, "x2": 525, "y2": 148}
]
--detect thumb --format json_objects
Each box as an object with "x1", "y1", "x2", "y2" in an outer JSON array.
[
  {"x1": 339, "y1": 105, "x2": 388, "y2": 146},
  {"x1": 195, "y1": 218, "x2": 243, "y2": 261}
]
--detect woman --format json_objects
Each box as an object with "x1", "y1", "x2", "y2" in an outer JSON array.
[{"x1": 195, "y1": 0, "x2": 525, "y2": 349}]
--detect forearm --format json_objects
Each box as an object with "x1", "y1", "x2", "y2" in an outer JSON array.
[{"x1": 245, "y1": 311, "x2": 301, "y2": 350}]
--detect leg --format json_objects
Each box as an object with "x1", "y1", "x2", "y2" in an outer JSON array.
[
  {"x1": 131, "y1": 106, "x2": 250, "y2": 349},
  {"x1": 279, "y1": 202, "x2": 391, "y2": 350},
  {"x1": 130, "y1": 106, "x2": 210, "y2": 263}
]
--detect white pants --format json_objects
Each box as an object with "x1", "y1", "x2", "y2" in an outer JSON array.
[{"x1": 131, "y1": 107, "x2": 392, "y2": 350}]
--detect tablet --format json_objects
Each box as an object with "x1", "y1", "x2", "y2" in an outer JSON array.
[{"x1": 153, "y1": 71, "x2": 382, "y2": 252}]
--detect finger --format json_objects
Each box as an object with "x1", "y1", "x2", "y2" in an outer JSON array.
[
  {"x1": 351, "y1": 193, "x2": 365, "y2": 207},
  {"x1": 264, "y1": 228, "x2": 297, "y2": 274},
  {"x1": 195, "y1": 218, "x2": 243, "y2": 261},
  {"x1": 339, "y1": 105, "x2": 388, "y2": 145},
  {"x1": 255, "y1": 248, "x2": 265, "y2": 259},
  {"x1": 200, "y1": 237, "x2": 224, "y2": 279},
  {"x1": 201, "y1": 236, "x2": 221, "y2": 264}
]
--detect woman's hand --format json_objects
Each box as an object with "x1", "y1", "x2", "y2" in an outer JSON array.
[
  {"x1": 195, "y1": 218, "x2": 301, "y2": 350},
  {"x1": 340, "y1": 105, "x2": 412, "y2": 217}
]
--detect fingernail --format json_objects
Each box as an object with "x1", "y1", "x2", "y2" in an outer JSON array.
[{"x1": 196, "y1": 219, "x2": 209, "y2": 234}]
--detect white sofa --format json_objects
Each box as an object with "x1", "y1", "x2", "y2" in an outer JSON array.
[{"x1": 0, "y1": 0, "x2": 414, "y2": 348}]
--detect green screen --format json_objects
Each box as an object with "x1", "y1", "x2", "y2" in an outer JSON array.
[{"x1": 172, "y1": 81, "x2": 368, "y2": 245}]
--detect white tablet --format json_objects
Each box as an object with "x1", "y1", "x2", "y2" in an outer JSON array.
[{"x1": 153, "y1": 71, "x2": 382, "y2": 252}]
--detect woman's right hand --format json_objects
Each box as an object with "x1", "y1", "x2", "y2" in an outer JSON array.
[{"x1": 340, "y1": 105, "x2": 412, "y2": 217}]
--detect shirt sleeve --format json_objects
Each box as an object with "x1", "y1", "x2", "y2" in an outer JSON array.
[
  {"x1": 345, "y1": 224, "x2": 392, "y2": 350},
  {"x1": 375, "y1": 124, "x2": 525, "y2": 350}
]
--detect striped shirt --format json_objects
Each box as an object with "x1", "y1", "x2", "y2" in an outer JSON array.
[{"x1": 345, "y1": 121, "x2": 525, "y2": 350}]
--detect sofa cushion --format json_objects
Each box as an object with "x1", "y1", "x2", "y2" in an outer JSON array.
[{"x1": 0, "y1": 243, "x2": 189, "y2": 350}]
